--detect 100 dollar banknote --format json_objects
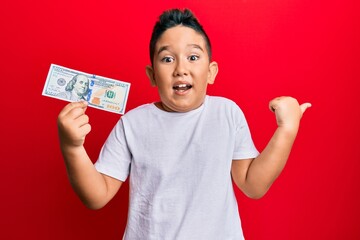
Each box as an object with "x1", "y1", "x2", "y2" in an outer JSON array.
[{"x1": 42, "y1": 64, "x2": 130, "y2": 114}]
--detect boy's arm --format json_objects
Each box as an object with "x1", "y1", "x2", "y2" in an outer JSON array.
[
  {"x1": 231, "y1": 96, "x2": 311, "y2": 199},
  {"x1": 58, "y1": 101, "x2": 122, "y2": 209}
]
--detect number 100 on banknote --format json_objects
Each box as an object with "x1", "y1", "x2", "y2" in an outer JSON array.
[{"x1": 42, "y1": 64, "x2": 131, "y2": 114}]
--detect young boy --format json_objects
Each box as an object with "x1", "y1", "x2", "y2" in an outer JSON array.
[{"x1": 57, "y1": 9, "x2": 311, "y2": 239}]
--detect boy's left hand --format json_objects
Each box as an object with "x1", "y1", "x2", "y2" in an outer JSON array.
[{"x1": 269, "y1": 96, "x2": 311, "y2": 131}]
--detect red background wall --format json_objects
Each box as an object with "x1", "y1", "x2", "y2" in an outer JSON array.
[{"x1": 1, "y1": 0, "x2": 359, "y2": 239}]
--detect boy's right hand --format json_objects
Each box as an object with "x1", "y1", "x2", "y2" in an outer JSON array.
[{"x1": 57, "y1": 101, "x2": 91, "y2": 149}]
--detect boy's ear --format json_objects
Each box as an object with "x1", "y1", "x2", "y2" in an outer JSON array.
[
  {"x1": 146, "y1": 65, "x2": 157, "y2": 86},
  {"x1": 207, "y1": 61, "x2": 219, "y2": 84}
]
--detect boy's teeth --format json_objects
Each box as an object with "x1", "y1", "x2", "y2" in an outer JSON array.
[{"x1": 173, "y1": 84, "x2": 192, "y2": 90}]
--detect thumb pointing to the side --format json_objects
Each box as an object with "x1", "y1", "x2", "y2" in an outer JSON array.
[{"x1": 300, "y1": 102, "x2": 312, "y2": 116}]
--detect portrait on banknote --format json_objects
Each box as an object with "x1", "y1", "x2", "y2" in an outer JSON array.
[{"x1": 56, "y1": 74, "x2": 90, "y2": 101}]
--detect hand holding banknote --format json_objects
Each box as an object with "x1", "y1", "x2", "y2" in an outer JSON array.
[{"x1": 58, "y1": 101, "x2": 91, "y2": 149}]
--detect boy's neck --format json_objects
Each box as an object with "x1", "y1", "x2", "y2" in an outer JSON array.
[
  {"x1": 154, "y1": 97, "x2": 207, "y2": 113},
  {"x1": 154, "y1": 102, "x2": 175, "y2": 112}
]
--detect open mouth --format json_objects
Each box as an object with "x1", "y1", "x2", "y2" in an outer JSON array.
[{"x1": 172, "y1": 84, "x2": 192, "y2": 91}]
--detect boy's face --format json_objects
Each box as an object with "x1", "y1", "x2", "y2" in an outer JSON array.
[{"x1": 146, "y1": 25, "x2": 218, "y2": 112}]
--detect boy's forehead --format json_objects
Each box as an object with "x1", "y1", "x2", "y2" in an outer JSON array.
[{"x1": 155, "y1": 26, "x2": 207, "y2": 52}]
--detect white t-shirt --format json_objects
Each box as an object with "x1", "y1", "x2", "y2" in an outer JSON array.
[{"x1": 95, "y1": 96, "x2": 259, "y2": 240}]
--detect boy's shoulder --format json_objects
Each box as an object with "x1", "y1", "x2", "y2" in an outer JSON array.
[
  {"x1": 207, "y1": 95, "x2": 236, "y2": 104},
  {"x1": 206, "y1": 95, "x2": 240, "y2": 109},
  {"x1": 206, "y1": 96, "x2": 245, "y2": 118}
]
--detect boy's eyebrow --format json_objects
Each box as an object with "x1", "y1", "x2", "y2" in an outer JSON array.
[
  {"x1": 157, "y1": 46, "x2": 170, "y2": 55},
  {"x1": 157, "y1": 44, "x2": 205, "y2": 55},
  {"x1": 188, "y1": 44, "x2": 204, "y2": 52}
]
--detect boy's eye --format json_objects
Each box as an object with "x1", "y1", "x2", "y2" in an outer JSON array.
[
  {"x1": 161, "y1": 57, "x2": 174, "y2": 63},
  {"x1": 188, "y1": 55, "x2": 199, "y2": 61}
]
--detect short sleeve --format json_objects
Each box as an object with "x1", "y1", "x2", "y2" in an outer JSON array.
[
  {"x1": 94, "y1": 119, "x2": 131, "y2": 181},
  {"x1": 232, "y1": 108, "x2": 259, "y2": 160}
]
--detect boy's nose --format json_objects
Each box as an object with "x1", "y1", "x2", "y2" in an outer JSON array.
[{"x1": 173, "y1": 60, "x2": 188, "y2": 77}]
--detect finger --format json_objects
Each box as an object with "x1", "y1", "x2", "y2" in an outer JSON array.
[
  {"x1": 300, "y1": 102, "x2": 312, "y2": 114},
  {"x1": 79, "y1": 123, "x2": 92, "y2": 136},
  {"x1": 269, "y1": 96, "x2": 297, "y2": 113},
  {"x1": 75, "y1": 114, "x2": 90, "y2": 127},
  {"x1": 59, "y1": 101, "x2": 88, "y2": 118},
  {"x1": 269, "y1": 98, "x2": 281, "y2": 112},
  {"x1": 65, "y1": 102, "x2": 89, "y2": 120},
  {"x1": 63, "y1": 107, "x2": 86, "y2": 122}
]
